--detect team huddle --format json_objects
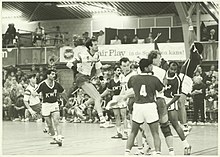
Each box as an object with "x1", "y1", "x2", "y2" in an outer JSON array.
[{"x1": 24, "y1": 32, "x2": 203, "y2": 154}]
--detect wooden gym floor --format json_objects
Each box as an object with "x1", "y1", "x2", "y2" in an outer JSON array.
[{"x1": 2, "y1": 121, "x2": 218, "y2": 155}]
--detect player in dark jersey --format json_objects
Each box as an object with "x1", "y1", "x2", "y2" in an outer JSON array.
[
  {"x1": 164, "y1": 61, "x2": 191, "y2": 155},
  {"x1": 122, "y1": 59, "x2": 163, "y2": 155},
  {"x1": 35, "y1": 69, "x2": 67, "y2": 146},
  {"x1": 178, "y1": 16, "x2": 204, "y2": 136},
  {"x1": 101, "y1": 66, "x2": 128, "y2": 139}
]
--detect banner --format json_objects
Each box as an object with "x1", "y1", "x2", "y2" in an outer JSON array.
[
  {"x1": 2, "y1": 48, "x2": 18, "y2": 66},
  {"x1": 98, "y1": 43, "x2": 186, "y2": 61},
  {"x1": 59, "y1": 43, "x2": 186, "y2": 62},
  {"x1": 59, "y1": 46, "x2": 75, "y2": 62}
]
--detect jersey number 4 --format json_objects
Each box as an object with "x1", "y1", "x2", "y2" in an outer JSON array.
[{"x1": 140, "y1": 85, "x2": 147, "y2": 96}]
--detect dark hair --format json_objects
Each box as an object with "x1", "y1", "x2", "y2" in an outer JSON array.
[
  {"x1": 119, "y1": 57, "x2": 130, "y2": 65},
  {"x1": 27, "y1": 73, "x2": 36, "y2": 79},
  {"x1": 148, "y1": 50, "x2": 161, "y2": 61},
  {"x1": 169, "y1": 61, "x2": 179, "y2": 67},
  {"x1": 46, "y1": 69, "x2": 56, "y2": 76},
  {"x1": 139, "y1": 58, "x2": 153, "y2": 72},
  {"x1": 114, "y1": 66, "x2": 121, "y2": 71},
  {"x1": 85, "y1": 38, "x2": 97, "y2": 50}
]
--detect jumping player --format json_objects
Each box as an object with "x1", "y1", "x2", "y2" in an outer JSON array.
[
  {"x1": 66, "y1": 38, "x2": 106, "y2": 127},
  {"x1": 35, "y1": 69, "x2": 67, "y2": 146},
  {"x1": 164, "y1": 61, "x2": 192, "y2": 155},
  {"x1": 178, "y1": 17, "x2": 204, "y2": 135},
  {"x1": 122, "y1": 59, "x2": 163, "y2": 155}
]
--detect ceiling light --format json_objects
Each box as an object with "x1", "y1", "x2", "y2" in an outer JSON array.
[
  {"x1": 56, "y1": 4, "x2": 79, "y2": 7},
  {"x1": 92, "y1": 12, "x2": 119, "y2": 19}
]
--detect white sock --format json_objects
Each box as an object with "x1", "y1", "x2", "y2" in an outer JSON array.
[
  {"x1": 125, "y1": 149, "x2": 130, "y2": 155},
  {"x1": 182, "y1": 139, "x2": 190, "y2": 148},
  {"x1": 57, "y1": 135, "x2": 63, "y2": 140},
  {"x1": 116, "y1": 126, "x2": 121, "y2": 134}
]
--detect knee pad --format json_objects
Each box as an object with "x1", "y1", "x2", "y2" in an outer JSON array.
[{"x1": 160, "y1": 121, "x2": 172, "y2": 137}]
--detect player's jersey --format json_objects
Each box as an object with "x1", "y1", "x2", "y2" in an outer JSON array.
[
  {"x1": 164, "y1": 73, "x2": 181, "y2": 98},
  {"x1": 120, "y1": 70, "x2": 137, "y2": 94},
  {"x1": 74, "y1": 46, "x2": 102, "y2": 76},
  {"x1": 152, "y1": 65, "x2": 166, "y2": 84},
  {"x1": 36, "y1": 80, "x2": 64, "y2": 103},
  {"x1": 128, "y1": 73, "x2": 164, "y2": 104},
  {"x1": 180, "y1": 47, "x2": 202, "y2": 79},
  {"x1": 107, "y1": 78, "x2": 122, "y2": 96},
  {"x1": 23, "y1": 84, "x2": 41, "y2": 106}
]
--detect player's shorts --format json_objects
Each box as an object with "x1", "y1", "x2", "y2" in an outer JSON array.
[
  {"x1": 42, "y1": 102, "x2": 59, "y2": 117},
  {"x1": 111, "y1": 95, "x2": 127, "y2": 109},
  {"x1": 75, "y1": 73, "x2": 91, "y2": 87},
  {"x1": 179, "y1": 73, "x2": 193, "y2": 95},
  {"x1": 30, "y1": 103, "x2": 41, "y2": 113},
  {"x1": 132, "y1": 102, "x2": 159, "y2": 124},
  {"x1": 26, "y1": 103, "x2": 42, "y2": 118},
  {"x1": 164, "y1": 97, "x2": 178, "y2": 111}
]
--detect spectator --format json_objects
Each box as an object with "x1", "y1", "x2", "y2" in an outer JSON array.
[
  {"x1": 145, "y1": 32, "x2": 154, "y2": 43},
  {"x1": 61, "y1": 96, "x2": 76, "y2": 122},
  {"x1": 15, "y1": 67, "x2": 25, "y2": 83},
  {"x1": 191, "y1": 76, "x2": 206, "y2": 124},
  {"x1": 121, "y1": 34, "x2": 131, "y2": 44},
  {"x1": 132, "y1": 34, "x2": 139, "y2": 44},
  {"x1": 82, "y1": 32, "x2": 90, "y2": 44},
  {"x1": 111, "y1": 35, "x2": 121, "y2": 45},
  {"x1": 97, "y1": 30, "x2": 105, "y2": 45},
  {"x1": 209, "y1": 29, "x2": 217, "y2": 41},
  {"x1": 54, "y1": 26, "x2": 64, "y2": 45},
  {"x1": 205, "y1": 65, "x2": 218, "y2": 85},
  {"x1": 38, "y1": 65, "x2": 45, "y2": 76},
  {"x1": 205, "y1": 75, "x2": 218, "y2": 122},
  {"x1": 4, "y1": 23, "x2": 16, "y2": 44},
  {"x1": 33, "y1": 22, "x2": 45, "y2": 45},
  {"x1": 30, "y1": 64, "x2": 38, "y2": 74},
  {"x1": 14, "y1": 95, "x2": 25, "y2": 121},
  {"x1": 201, "y1": 23, "x2": 209, "y2": 41},
  {"x1": 195, "y1": 66, "x2": 207, "y2": 82},
  {"x1": 2, "y1": 89, "x2": 12, "y2": 120},
  {"x1": 145, "y1": 32, "x2": 161, "y2": 43}
]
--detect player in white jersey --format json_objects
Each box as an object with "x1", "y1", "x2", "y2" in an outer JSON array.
[
  {"x1": 119, "y1": 57, "x2": 138, "y2": 140},
  {"x1": 164, "y1": 61, "x2": 191, "y2": 155},
  {"x1": 35, "y1": 69, "x2": 68, "y2": 146},
  {"x1": 148, "y1": 50, "x2": 174, "y2": 155},
  {"x1": 66, "y1": 38, "x2": 106, "y2": 127},
  {"x1": 23, "y1": 74, "x2": 41, "y2": 122}
]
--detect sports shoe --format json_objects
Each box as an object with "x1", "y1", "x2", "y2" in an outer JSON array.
[
  {"x1": 134, "y1": 149, "x2": 144, "y2": 155},
  {"x1": 169, "y1": 151, "x2": 175, "y2": 155},
  {"x1": 50, "y1": 139, "x2": 62, "y2": 147},
  {"x1": 184, "y1": 146, "x2": 192, "y2": 155},
  {"x1": 122, "y1": 133, "x2": 128, "y2": 140},
  {"x1": 36, "y1": 119, "x2": 42, "y2": 123},
  {"x1": 111, "y1": 133, "x2": 122, "y2": 139},
  {"x1": 86, "y1": 119, "x2": 93, "y2": 123},
  {"x1": 24, "y1": 118, "x2": 29, "y2": 122},
  {"x1": 183, "y1": 125, "x2": 192, "y2": 137}
]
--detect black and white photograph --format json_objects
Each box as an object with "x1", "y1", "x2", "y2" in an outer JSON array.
[{"x1": 1, "y1": 1, "x2": 219, "y2": 156}]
